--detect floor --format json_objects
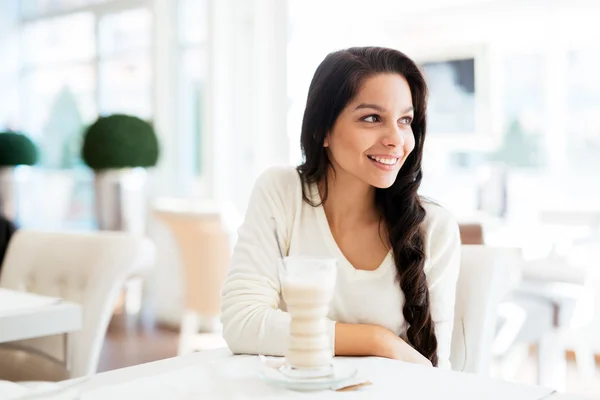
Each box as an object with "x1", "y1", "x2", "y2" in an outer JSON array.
[
  {"x1": 97, "y1": 312, "x2": 178, "y2": 373},
  {"x1": 99, "y1": 313, "x2": 600, "y2": 399}
]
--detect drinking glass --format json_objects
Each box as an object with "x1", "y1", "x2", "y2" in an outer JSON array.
[{"x1": 280, "y1": 256, "x2": 337, "y2": 378}]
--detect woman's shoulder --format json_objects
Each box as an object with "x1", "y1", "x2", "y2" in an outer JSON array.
[
  {"x1": 420, "y1": 198, "x2": 461, "y2": 274},
  {"x1": 420, "y1": 198, "x2": 460, "y2": 247},
  {"x1": 252, "y1": 165, "x2": 303, "y2": 201}
]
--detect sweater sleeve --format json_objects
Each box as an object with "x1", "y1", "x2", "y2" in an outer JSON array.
[
  {"x1": 423, "y1": 204, "x2": 461, "y2": 370},
  {"x1": 220, "y1": 168, "x2": 299, "y2": 356}
]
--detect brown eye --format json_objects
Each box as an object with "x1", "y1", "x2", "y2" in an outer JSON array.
[{"x1": 362, "y1": 115, "x2": 381, "y2": 123}]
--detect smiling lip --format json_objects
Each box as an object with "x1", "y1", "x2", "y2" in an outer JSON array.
[{"x1": 367, "y1": 154, "x2": 401, "y2": 171}]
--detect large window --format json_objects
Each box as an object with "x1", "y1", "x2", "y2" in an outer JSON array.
[
  {"x1": 176, "y1": 0, "x2": 209, "y2": 196},
  {"x1": 20, "y1": 12, "x2": 96, "y2": 169},
  {"x1": 98, "y1": 8, "x2": 153, "y2": 118},
  {"x1": 567, "y1": 49, "x2": 600, "y2": 170},
  {"x1": 20, "y1": 0, "x2": 110, "y2": 19},
  {"x1": 4, "y1": 0, "x2": 213, "y2": 228},
  {"x1": 0, "y1": 14, "x2": 20, "y2": 131},
  {"x1": 16, "y1": 0, "x2": 154, "y2": 229}
]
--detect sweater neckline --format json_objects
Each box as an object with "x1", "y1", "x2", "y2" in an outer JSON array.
[{"x1": 309, "y1": 183, "x2": 393, "y2": 280}]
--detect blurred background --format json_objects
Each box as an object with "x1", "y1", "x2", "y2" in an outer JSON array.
[{"x1": 0, "y1": 0, "x2": 599, "y2": 397}]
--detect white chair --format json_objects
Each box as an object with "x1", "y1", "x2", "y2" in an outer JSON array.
[
  {"x1": 450, "y1": 245, "x2": 521, "y2": 374},
  {"x1": 153, "y1": 200, "x2": 237, "y2": 355},
  {"x1": 0, "y1": 230, "x2": 155, "y2": 380},
  {"x1": 491, "y1": 210, "x2": 600, "y2": 390},
  {"x1": 537, "y1": 210, "x2": 599, "y2": 379},
  {"x1": 499, "y1": 251, "x2": 597, "y2": 390}
]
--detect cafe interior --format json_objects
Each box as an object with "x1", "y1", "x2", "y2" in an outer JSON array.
[{"x1": 0, "y1": 0, "x2": 599, "y2": 398}]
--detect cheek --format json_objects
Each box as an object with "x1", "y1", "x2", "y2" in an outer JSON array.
[
  {"x1": 405, "y1": 132, "x2": 416, "y2": 155},
  {"x1": 330, "y1": 127, "x2": 368, "y2": 157}
]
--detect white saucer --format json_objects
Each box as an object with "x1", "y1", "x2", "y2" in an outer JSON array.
[
  {"x1": 279, "y1": 364, "x2": 333, "y2": 379},
  {"x1": 259, "y1": 362, "x2": 358, "y2": 391}
]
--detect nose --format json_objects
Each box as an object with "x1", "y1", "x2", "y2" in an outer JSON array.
[{"x1": 381, "y1": 125, "x2": 404, "y2": 148}]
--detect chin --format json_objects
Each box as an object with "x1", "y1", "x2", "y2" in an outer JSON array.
[
  {"x1": 371, "y1": 181, "x2": 395, "y2": 189},
  {"x1": 368, "y1": 174, "x2": 398, "y2": 189}
]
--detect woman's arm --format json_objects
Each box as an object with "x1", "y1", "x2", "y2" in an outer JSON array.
[
  {"x1": 335, "y1": 323, "x2": 432, "y2": 366},
  {"x1": 424, "y1": 206, "x2": 462, "y2": 369},
  {"x1": 220, "y1": 168, "x2": 308, "y2": 356}
]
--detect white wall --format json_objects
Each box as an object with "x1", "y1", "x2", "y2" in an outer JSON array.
[
  {"x1": 223, "y1": 0, "x2": 289, "y2": 214},
  {"x1": 150, "y1": 0, "x2": 288, "y2": 327}
]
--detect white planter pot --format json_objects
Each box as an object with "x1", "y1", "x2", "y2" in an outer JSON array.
[
  {"x1": 94, "y1": 168, "x2": 148, "y2": 234},
  {"x1": 34, "y1": 170, "x2": 75, "y2": 229},
  {"x1": 0, "y1": 167, "x2": 17, "y2": 220},
  {"x1": 0, "y1": 166, "x2": 35, "y2": 223}
]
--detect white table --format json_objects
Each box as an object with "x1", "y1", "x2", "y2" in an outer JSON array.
[
  {"x1": 546, "y1": 394, "x2": 594, "y2": 400},
  {"x1": 56, "y1": 348, "x2": 563, "y2": 399},
  {"x1": 0, "y1": 288, "x2": 82, "y2": 343}
]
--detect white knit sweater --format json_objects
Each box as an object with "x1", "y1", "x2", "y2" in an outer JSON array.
[{"x1": 220, "y1": 166, "x2": 461, "y2": 369}]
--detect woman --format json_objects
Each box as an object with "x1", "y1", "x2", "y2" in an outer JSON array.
[{"x1": 221, "y1": 47, "x2": 461, "y2": 368}]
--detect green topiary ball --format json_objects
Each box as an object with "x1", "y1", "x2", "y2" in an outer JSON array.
[
  {"x1": 82, "y1": 114, "x2": 160, "y2": 170},
  {"x1": 0, "y1": 132, "x2": 39, "y2": 167}
]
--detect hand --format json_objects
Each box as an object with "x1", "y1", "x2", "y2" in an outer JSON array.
[{"x1": 373, "y1": 326, "x2": 433, "y2": 367}]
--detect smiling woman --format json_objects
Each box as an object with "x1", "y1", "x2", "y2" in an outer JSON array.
[
  {"x1": 324, "y1": 73, "x2": 416, "y2": 188},
  {"x1": 221, "y1": 47, "x2": 461, "y2": 369}
]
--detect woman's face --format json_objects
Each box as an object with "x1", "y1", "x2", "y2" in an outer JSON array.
[{"x1": 325, "y1": 73, "x2": 416, "y2": 189}]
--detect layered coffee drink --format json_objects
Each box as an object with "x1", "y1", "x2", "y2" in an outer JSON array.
[{"x1": 281, "y1": 257, "x2": 336, "y2": 371}]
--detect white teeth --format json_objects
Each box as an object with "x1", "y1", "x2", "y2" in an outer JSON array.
[{"x1": 368, "y1": 156, "x2": 398, "y2": 165}]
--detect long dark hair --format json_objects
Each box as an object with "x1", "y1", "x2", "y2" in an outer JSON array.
[{"x1": 297, "y1": 47, "x2": 437, "y2": 366}]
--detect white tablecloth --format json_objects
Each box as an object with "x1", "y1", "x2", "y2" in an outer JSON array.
[
  {"x1": 0, "y1": 288, "x2": 61, "y2": 314},
  {"x1": 56, "y1": 348, "x2": 559, "y2": 400},
  {"x1": 0, "y1": 288, "x2": 82, "y2": 344}
]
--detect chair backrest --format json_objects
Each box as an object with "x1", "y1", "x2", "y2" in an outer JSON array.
[
  {"x1": 458, "y1": 223, "x2": 484, "y2": 245},
  {"x1": 154, "y1": 208, "x2": 230, "y2": 318},
  {"x1": 450, "y1": 245, "x2": 521, "y2": 374},
  {"x1": 0, "y1": 230, "x2": 155, "y2": 378}
]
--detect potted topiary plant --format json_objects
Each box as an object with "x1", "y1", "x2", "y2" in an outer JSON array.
[
  {"x1": 82, "y1": 114, "x2": 159, "y2": 232},
  {"x1": 0, "y1": 132, "x2": 38, "y2": 221}
]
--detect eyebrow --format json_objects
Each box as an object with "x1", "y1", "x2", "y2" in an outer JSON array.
[{"x1": 354, "y1": 103, "x2": 414, "y2": 114}]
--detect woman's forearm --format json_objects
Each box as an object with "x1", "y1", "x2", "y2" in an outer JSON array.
[
  {"x1": 334, "y1": 323, "x2": 432, "y2": 366},
  {"x1": 334, "y1": 323, "x2": 389, "y2": 357}
]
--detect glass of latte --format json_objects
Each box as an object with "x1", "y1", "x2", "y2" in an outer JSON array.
[{"x1": 280, "y1": 256, "x2": 337, "y2": 378}]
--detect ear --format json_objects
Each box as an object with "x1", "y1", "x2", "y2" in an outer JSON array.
[{"x1": 324, "y1": 133, "x2": 330, "y2": 148}]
